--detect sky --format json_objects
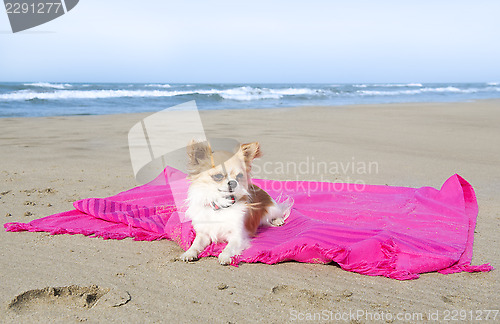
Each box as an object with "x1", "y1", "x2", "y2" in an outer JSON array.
[{"x1": 0, "y1": 0, "x2": 499, "y2": 83}]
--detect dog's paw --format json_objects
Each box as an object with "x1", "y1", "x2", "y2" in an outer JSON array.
[
  {"x1": 180, "y1": 250, "x2": 199, "y2": 262},
  {"x1": 218, "y1": 252, "x2": 233, "y2": 265},
  {"x1": 270, "y1": 217, "x2": 285, "y2": 227}
]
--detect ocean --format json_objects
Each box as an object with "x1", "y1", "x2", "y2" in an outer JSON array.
[{"x1": 0, "y1": 82, "x2": 499, "y2": 118}]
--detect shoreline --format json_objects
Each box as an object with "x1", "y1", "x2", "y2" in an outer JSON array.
[
  {"x1": 1, "y1": 99, "x2": 498, "y2": 322},
  {"x1": 1, "y1": 98, "x2": 500, "y2": 120}
]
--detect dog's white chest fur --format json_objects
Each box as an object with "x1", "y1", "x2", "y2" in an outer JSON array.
[{"x1": 187, "y1": 201, "x2": 248, "y2": 243}]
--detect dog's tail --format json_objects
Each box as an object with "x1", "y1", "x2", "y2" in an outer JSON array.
[
  {"x1": 277, "y1": 194, "x2": 294, "y2": 221},
  {"x1": 263, "y1": 194, "x2": 294, "y2": 227}
]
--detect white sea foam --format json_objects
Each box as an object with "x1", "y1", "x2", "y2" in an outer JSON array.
[
  {"x1": 2, "y1": 85, "x2": 497, "y2": 102},
  {"x1": 0, "y1": 87, "x2": 310, "y2": 101},
  {"x1": 217, "y1": 86, "x2": 320, "y2": 100},
  {"x1": 358, "y1": 90, "x2": 410, "y2": 96},
  {"x1": 354, "y1": 83, "x2": 422, "y2": 88},
  {"x1": 0, "y1": 85, "x2": 324, "y2": 102},
  {"x1": 377, "y1": 83, "x2": 423, "y2": 87},
  {"x1": 0, "y1": 90, "x2": 181, "y2": 100},
  {"x1": 215, "y1": 87, "x2": 281, "y2": 100},
  {"x1": 487, "y1": 82, "x2": 498, "y2": 86},
  {"x1": 358, "y1": 86, "x2": 484, "y2": 96},
  {"x1": 278, "y1": 88, "x2": 319, "y2": 95},
  {"x1": 23, "y1": 82, "x2": 72, "y2": 89},
  {"x1": 144, "y1": 84, "x2": 171, "y2": 88}
]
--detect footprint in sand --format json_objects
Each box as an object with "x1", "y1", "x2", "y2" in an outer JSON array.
[
  {"x1": 267, "y1": 284, "x2": 334, "y2": 309},
  {"x1": 7, "y1": 285, "x2": 131, "y2": 315}
]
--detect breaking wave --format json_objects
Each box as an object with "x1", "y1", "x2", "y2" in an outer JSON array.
[
  {"x1": 0, "y1": 86, "x2": 323, "y2": 101},
  {"x1": 23, "y1": 82, "x2": 72, "y2": 89}
]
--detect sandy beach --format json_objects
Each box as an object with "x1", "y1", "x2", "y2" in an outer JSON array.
[{"x1": 1, "y1": 100, "x2": 498, "y2": 322}]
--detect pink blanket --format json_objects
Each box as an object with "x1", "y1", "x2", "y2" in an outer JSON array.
[{"x1": 4, "y1": 167, "x2": 493, "y2": 280}]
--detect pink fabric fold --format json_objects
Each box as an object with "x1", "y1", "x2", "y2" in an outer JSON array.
[{"x1": 4, "y1": 167, "x2": 493, "y2": 280}]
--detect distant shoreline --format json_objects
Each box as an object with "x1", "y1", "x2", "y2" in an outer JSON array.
[
  {"x1": 1, "y1": 82, "x2": 499, "y2": 118},
  {"x1": 1, "y1": 98, "x2": 499, "y2": 120}
]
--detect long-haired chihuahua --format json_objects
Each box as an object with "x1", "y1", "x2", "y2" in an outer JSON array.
[{"x1": 180, "y1": 140, "x2": 292, "y2": 265}]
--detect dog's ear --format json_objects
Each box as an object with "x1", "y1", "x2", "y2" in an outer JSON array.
[
  {"x1": 239, "y1": 142, "x2": 262, "y2": 166},
  {"x1": 187, "y1": 140, "x2": 212, "y2": 171}
]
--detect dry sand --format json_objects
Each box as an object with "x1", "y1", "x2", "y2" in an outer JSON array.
[{"x1": 0, "y1": 100, "x2": 499, "y2": 323}]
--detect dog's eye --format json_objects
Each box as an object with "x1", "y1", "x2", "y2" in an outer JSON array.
[
  {"x1": 236, "y1": 172, "x2": 244, "y2": 180},
  {"x1": 211, "y1": 173, "x2": 225, "y2": 182}
]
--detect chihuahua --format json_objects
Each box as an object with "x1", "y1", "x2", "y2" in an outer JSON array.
[{"x1": 180, "y1": 140, "x2": 292, "y2": 265}]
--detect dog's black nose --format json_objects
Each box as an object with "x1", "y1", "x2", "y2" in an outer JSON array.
[{"x1": 228, "y1": 180, "x2": 238, "y2": 191}]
